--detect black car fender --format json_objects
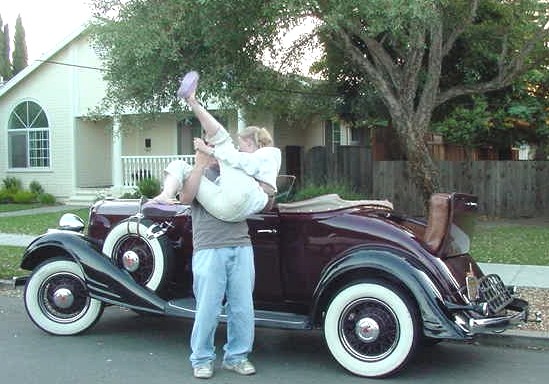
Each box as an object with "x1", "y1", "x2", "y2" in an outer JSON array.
[
  {"x1": 311, "y1": 246, "x2": 467, "y2": 340},
  {"x1": 20, "y1": 231, "x2": 166, "y2": 314}
]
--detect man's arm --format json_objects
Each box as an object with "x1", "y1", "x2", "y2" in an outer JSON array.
[{"x1": 178, "y1": 151, "x2": 210, "y2": 204}]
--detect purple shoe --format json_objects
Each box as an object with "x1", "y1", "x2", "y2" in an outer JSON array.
[{"x1": 177, "y1": 71, "x2": 199, "y2": 99}]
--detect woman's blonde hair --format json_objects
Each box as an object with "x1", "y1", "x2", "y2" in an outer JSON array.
[{"x1": 238, "y1": 126, "x2": 273, "y2": 148}]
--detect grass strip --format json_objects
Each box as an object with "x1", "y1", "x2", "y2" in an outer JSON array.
[
  {"x1": 0, "y1": 246, "x2": 27, "y2": 280},
  {"x1": 0, "y1": 208, "x2": 89, "y2": 235}
]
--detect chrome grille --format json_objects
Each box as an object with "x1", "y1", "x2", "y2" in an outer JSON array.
[{"x1": 478, "y1": 274, "x2": 513, "y2": 313}]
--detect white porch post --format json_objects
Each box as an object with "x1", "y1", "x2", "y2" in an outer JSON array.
[
  {"x1": 237, "y1": 108, "x2": 246, "y2": 132},
  {"x1": 111, "y1": 115, "x2": 123, "y2": 195}
]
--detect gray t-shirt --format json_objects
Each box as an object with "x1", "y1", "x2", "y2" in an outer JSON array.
[{"x1": 190, "y1": 167, "x2": 251, "y2": 251}]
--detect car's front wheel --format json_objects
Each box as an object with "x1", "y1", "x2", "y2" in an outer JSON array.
[
  {"x1": 324, "y1": 280, "x2": 419, "y2": 378},
  {"x1": 24, "y1": 258, "x2": 104, "y2": 335}
]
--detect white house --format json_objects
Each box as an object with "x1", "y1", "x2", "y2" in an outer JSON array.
[{"x1": 0, "y1": 25, "x2": 353, "y2": 204}]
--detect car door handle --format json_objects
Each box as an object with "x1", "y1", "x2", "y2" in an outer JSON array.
[{"x1": 257, "y1": 229, "x2": 277, "y2": 234}]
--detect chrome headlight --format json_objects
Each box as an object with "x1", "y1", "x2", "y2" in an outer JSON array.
[{"x1": 58, "y1": 213, "x2": 85, "y2": 232}]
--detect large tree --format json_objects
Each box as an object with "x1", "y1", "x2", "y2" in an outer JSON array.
[
  {"x1": 12, "y1": 14, "x2": 28, "y2": 76},
  {"x1": 90, "y1": 0, "x2": 549, "y2": 203}
]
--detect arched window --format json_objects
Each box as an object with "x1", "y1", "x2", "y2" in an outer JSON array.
[{"x1": 7, "y1": 101, "x2": 50, "y2": 168}]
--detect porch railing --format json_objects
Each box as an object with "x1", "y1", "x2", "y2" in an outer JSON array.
[{"x1": 121, "y1": 155, "x2": 196, "y2": 187}]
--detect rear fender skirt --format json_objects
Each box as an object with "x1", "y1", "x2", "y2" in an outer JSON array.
[
  {"x1": 21, "y1": 232, "x2": 166, "y2": 313},
  {"x1": 312, "y1": 247, "x2": 466, "y2": 339}
]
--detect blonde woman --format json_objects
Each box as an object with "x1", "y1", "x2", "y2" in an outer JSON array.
[{"x1": 154, "y1": 72, "x2": 281, "y2": 222}]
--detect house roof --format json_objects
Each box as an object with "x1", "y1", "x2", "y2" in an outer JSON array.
[{"x1": 0, "y1": 21, "x2": 90, "y2": 98}]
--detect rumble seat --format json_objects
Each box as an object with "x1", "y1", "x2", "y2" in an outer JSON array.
[{"x1": 423, "y1": 193, "x2": 451, "y2": 254}]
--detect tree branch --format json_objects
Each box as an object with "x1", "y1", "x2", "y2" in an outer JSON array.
[
  {"x1": 437, "y1": 23, "x2": 549, "y2": 106},
  {"x1": 334, "y1": 28, "x2": 402, "y2": 116},
  {"x1": 442, "y1": 0, "x2": 479, "y2": 56}
]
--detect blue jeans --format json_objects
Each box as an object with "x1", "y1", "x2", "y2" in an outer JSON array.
[{"x1": 190, "y1": 246, "x2": 255, "y2": 367}]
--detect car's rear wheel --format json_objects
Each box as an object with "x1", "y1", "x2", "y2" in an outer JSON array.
[
  {"x1": 102, "y1": 219, "x2": 172, "y2": 292},
  {"x1": 324, "y1": 280, "x2": 419, "y2": 378},
  {"x1": 24, "y1": 258, "x2": 104, "y2": 335}
]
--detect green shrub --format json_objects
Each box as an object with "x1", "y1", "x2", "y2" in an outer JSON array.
[
  {"x1": 2, "y1": 176, "x2": 22, "y2": 192},
  {"x1": 292, "y1": 181, "x2": 366, "y2": 202},
  {"x1": 120, "y1": 190, "x2": 141, "y2": 199},
  {"x1": 0, "y1": 188, "x2": 13, "y2": 203},
  {"x1": 29, "y1": 180, "x2": 45, "y2": 195},
  {"x1": 12, "y1": 190, "x2": 37, "y2": 204},
  {"x1": 37, "y1": 193, "x2": 56, "y2": 205},
  {"x1": 137, "y1": 178, "x2": 161, "y2": 198}
]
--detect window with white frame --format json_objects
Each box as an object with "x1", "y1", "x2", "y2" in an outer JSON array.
[{"x1": 7, "y1": 101, "x2": 50, "y2": 168}]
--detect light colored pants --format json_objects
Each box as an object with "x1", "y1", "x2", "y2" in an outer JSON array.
[
  {"x1": 163, "y1": 132, "x2": 267, "y2": 222},
  {"x1": 190, "y1": 246, "x2": 255, "y2": 367}
]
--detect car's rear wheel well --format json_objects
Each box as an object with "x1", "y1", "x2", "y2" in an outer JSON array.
[{"x1": 314, "y1": 268, "x2": 417, "y2": 326}]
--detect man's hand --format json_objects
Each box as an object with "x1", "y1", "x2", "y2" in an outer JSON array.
[
  {"x1": 194, "y1": 150, "x2": 212, "y2": 168},
  {"x1": 194, "y1": 138, "x2": 213, "y2": 156}
]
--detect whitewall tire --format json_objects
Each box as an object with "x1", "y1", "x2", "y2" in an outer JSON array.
[
  {"x1": 24, "y1": 258, "x2": 103, "y2": 335},
  {"x1": 324, "y1": 281, "x2": 419, "y2": 378},
  {"x1": 102, "y1": 219, "x2": 170, "y2": 292}
]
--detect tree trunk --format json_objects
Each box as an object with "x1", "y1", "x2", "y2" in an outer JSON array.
[{"x1": 392, "y1": 119, "x2": 440, "y2": 213}]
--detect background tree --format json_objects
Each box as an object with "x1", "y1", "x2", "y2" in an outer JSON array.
[
  {"x1": 90, "y1": 0, "x2": 549, "y2": 204},
  {"x1": 11, "y1": 14, "x2": 28, "y2": 76},
  {"x1": 0, "y1": 15, "x2": 10, "y2": 81},
  {"x1": 433, "y1": 69, "x2": 549, "y2": 160}
]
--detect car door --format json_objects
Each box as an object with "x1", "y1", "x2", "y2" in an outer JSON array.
[{"x1": 246, "y1": 211, "x2": 283, "y2": 304}]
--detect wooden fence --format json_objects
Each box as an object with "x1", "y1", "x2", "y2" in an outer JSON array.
[{"x1": 304, "y1": 146, "x2": 549, "y2": 218}]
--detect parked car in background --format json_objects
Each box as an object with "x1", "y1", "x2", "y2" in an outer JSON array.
[{"x1": 18, "y1": 177, "x2": 529, "y2": 378}]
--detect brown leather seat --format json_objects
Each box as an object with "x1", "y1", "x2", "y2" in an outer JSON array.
[{"x1": 424, "y1": 193, "x2": 451, "y2": 254}]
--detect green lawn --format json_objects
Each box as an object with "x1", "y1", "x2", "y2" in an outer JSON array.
[
  {"x1": 471, "y1": 225, "x2": 548, "y2": 266},
  {"x1": 0, "y1": 203, "x2": 45, "y2": 213},
  {"x1": 0, "y1": 246, "x2": 27, "y2": 280},
  {"x1": 0, "y1": 208, "x2": 89, "y2": 235}
]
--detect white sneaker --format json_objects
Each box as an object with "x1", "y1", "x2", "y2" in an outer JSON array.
[
  {"x1": 193, "y1": 362, "x2": 214, "y2": 379},
  {"x1": 222, "y1": 359, "x2": 256, "y2": 375}
]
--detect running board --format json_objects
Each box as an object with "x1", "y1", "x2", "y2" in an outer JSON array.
[{"x1": 165, "y1": 298, "x2": 312, "y2": 330}]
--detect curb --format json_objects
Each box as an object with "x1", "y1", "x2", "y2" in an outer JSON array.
[
  {"x1": 0, "y1": 278, "x2": 16, "y2": 289},
  {"x1": 474, "y1": 329, "x2": 549, "y2": 350}
]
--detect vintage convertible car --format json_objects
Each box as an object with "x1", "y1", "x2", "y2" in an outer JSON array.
[{"x1": 19, "y1": 180, "x2": 529, "y2": 378}]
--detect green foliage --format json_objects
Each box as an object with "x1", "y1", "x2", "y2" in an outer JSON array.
[
  {"x1": 432, "y1": 96, "x2": 492, "y2": 147},
  {"x1": 0, "y1": 189, "x2": 12, "y2": 203},
  {"x1": 12, "y1": 190, "x2": 36, "y2": 204},
  {"x1": 37, "y1": 193, "x2": 56, "y2": 205},
  {"x1": 137, "y1": 178, "x2": 161, "y2": 198},
  {"x1": 2, "y1": 177, "x2": 22, "y2": 192},
  {"x1": 11, "y1": 15, "x2": 27, "y2": 76},
  {"x1": 29, "y1": 180, "x2": 44, "y2": 196},
  {"x1": 119, "y1": 190, "x2": 141, "y2": 199},
  {"x1": 0, "y1": 14, "x2": 11, "y2": 81},
  {"x1": 432, "y1": 69, "x2": 549, "y2": 152},
  {"x1": 0, "y1": 246, "x2": 27, "y2": 280},
  {"x1": 292, "y1": 180, "x2": 366, "y2": 202}
]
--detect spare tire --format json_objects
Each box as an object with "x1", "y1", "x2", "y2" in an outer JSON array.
[{"x1": 102, "y1": 219, "x2": 172, "y2": 292}]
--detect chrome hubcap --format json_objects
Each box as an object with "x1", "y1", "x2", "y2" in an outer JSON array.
[
  {"x1": 52, "y1": 287, "x2": 74, "y2": 309},
  {"x1": 122, "y1": 250, "x2": 140, "y2": 272},
  {"x1": 355, "y1": 317, "x2": 380, "y2": 342}
]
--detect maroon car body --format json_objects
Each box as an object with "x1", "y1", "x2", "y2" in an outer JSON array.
[{"x1": 19, "y1": 190, "x2": 528, "y2": 378}]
